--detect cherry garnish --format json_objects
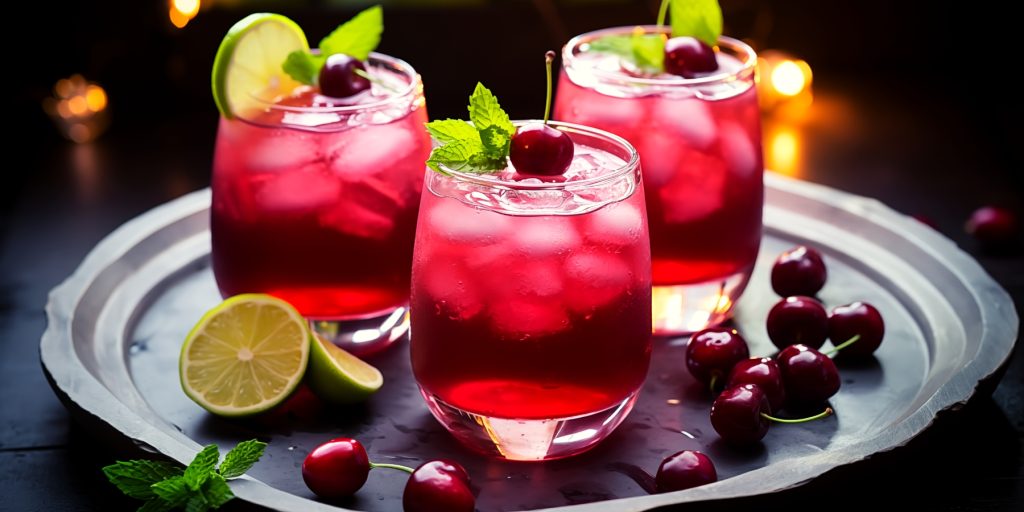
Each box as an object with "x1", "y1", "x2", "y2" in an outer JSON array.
[
  {"x1": 403, "y1": 460, "x2": 475, "y2": 512},
  {"x1": 319, "y1": 53, "x2": 371, "y2": 98},
  {"x1": 828, "y1": 302, "x2": 885, "y2": 358},
  {"x1": 727, "y1": 357, "x2": 785, "y2": 413},
  {"x1": 966, "y1": 206, "x2": 1018, "y2": 245},
  {"x1": 302, "y1": 437, "x2": 371, "y2": 499},
  {"x1": 711, "y1": 384, "x2": 833, "y2": 444},
  {"x1": 770, "y1": 246, "x2": 827, "y2": 298},
  {"x1": 655, "y1": 450, "x2": 717, "y2": 493},
  {"x1": 663, "y1": 36, "x2": 719, "y2": 78},
  {"x1": 510, "y1": 124, "x2": 574, "y2": 176},
  {"x1": 509, "y1": 50, "x2": 573, "y2": 177},
  {"x1": 766, "y1": 296, "x2": 829, "y2": 350},
  {"x1": 685, "y1": 327, "x2": 750, "y2": 391},
  {"x1": 777, "y1": 344, "x2": 841, "y2": 407}
]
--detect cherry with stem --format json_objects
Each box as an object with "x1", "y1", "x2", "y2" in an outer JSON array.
[{"x1": 509, "y1": 51, "x2": 573, "y2": 176}]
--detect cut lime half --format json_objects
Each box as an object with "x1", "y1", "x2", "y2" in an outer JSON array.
[
  {"x1": 179, "y1": 294, "x2": 311, "y2": 417},
  {"x1": 211, "y1": 13, "x2": 309, "y2": 118},
  {"x1": 306, "y1": 333, "x2": 384, "y2": 404}
]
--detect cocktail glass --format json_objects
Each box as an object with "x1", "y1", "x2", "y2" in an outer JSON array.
[
  {"x1": 211, "y1": 53, "x2": 430, "y2": 356},
  {"x1": 410, "y1": 121, "x2": 652, "y2": 461},
  {"x1": 555, "y1": 27, "x2": 762, "y2": 335}
]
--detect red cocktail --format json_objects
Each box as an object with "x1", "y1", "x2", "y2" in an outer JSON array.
[
  {"x1": 211, "y1": 53, "x2": 430, "y2": 354},
  {"x1": 411, "y1": 121, "x2": 651, "y2": 460},
  {"x1": 555, "y1": 27, "x2": 763, "y2": 334}
]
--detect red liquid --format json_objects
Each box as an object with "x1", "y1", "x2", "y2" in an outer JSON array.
[
  {"x1": 211, "y1": 86, "x2": 431, "y2": 319},
  {"x1": 554, "y1": 52, "x2": 763, "y2": 286},
  {"x1": 410, "y1": 146, "x2": 653, "y2": 420}
]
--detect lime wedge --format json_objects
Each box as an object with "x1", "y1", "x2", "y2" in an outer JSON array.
[
  {"x1": 180, "y1": 294, "x2": 311, "y2": 417},
  {"x1": 306, "y1": 334, "x2": 384, "y2": 404},
  {"x1": 211, "y1": 13, "x2": 308, "y2": 118}
]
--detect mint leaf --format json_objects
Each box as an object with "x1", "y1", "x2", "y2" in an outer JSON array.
[
  {"x1": 426, "y1": 139, "x2": 485, "y2": 173},
  {"x1": 183, "y1": 445, "x2": 220, "y2": 490},
  {"x1": 282, "y1": 51, "x2": 325, "y2": 85},
  {"x1": 202, "y1": 474, "x2": 235, "y2": 508},
  {"x1": 184, "y1": 494, "x2": 210, "y2": 512},
  {"x1": 468, "y1": 83, "x2": 515, "y2": 142},
  {"x1": 587, "y1": 35, "x2": 634, "y2": 57},
  {"x1": 103, "y1": 460, "x2": 183, "y2": 500},
  {"x1": 479, "y1": 126, "x2": 512, "y2": 159},
  {"x1": 670, "y1": 0, "x2": 723, "y2": 47},
  {"x1": 151, "y1": 476, "x2": 191, "y2": 507},
  {"x1": 218, "y1": 439, "x2": 267, "y2": 479},
  {"x1": 426, "y1": 119, "x2": 480, "y2": 144},
  {"x1": 632, "y1": 34, "x2": 665, "y2": 72},
  {"x1": 319, "y1": 5, "x2": 383, "y2": 61}
]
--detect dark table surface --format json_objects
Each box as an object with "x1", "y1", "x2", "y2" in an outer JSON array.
[{"x1": 6, "y1": 1, "x2": 1024, "y2": 511}]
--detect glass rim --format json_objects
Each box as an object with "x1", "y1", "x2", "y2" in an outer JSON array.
[
  {"x1": 435, "y1": 120, "x2": 641, "y2": 191},
  {"x1": 246, "y1": 52, "x2": 421, "y2": 114},
  {"x1": 562, "y1": 26, "x2": 757, "y2": 87}
]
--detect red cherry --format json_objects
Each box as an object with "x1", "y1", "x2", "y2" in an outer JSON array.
[
  {"x1": 766, "y1": 296, "x2": 829, "y2": 350},
  {"x1": 710, "y1": 384, "x2": 772, "y2": 444},
  {"x1": 727, "y1": 357, "x2": 785, "y2": 413},
  {"x1": 509, "y1": 123, "x2": 574, "y2": 176},
  {"x1": 403, "y1": 460, "x2": 474, "y2": 512},
  {"x1": 828, "y1": 302, "x2": 885, "y2": 358},
  {"x1": 655, "y1": 450, "x2": 717, "y2": 492},
  {"x1": 302, "y1": 438, "x2": 370, "y2": 499},
  {"x1": 663, "y1": 36, "x2": 719, "y2": 78},
  {"x1": 777, "y1": 344, "x2": 841, "y2": 407},
  {"x1": 966, "y1": 206, "x2": 1018, "y2": 244},
  {"x1": 319, "y1": 54, "x2": 371, "y2": 98},
  {"x1": 771, "y1": 246, "x2": 827, "y2": 297},
  {"x1": 685, "y1": 327, "x2": 750, "y2": 390}
]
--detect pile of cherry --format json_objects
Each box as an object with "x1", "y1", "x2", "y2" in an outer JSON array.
[{"x1": 655, "y1": 245, "x2": 886, "y2": 493}]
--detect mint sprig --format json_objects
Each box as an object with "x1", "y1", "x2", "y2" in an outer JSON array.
[
  {"x1": 282, "y1": 5, "x2": 383, "y2": 85},
  {"x1": 103, "y1": 440, "x2": 267, "y2": 512},
  {"x1": 425, "y1": 83, "x2": 515, "y2": 174},
  {"x1": 587, "y1": 0, "x2": 723, "y2": 73}
]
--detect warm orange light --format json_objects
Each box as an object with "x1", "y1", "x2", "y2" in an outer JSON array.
[
  {"x1": 85, "y1": 85, "x2": 107, "y2": 112},
  {"x1": 173, "y1": 0, "x2": 200, "y2": 18},
  {"x1": 766, "y1": 128, "x2": 801, "y2": 177},
  {"x1": 55, "y1": 79, "x2": 72, "y2": 98},
  {"x1": 771, "y1": 60, "x2": 810, "y2": 97},
  {"x1": 68, "y1": 95, "x2": 88, "y2": 116},
  {"x1": 169, "y1": 6, "x2": 190, "y2": 28}
]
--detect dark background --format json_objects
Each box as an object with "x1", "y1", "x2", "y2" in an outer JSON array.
[{"x1": 6, "y1": 0, "x2": 1023, "y2": 510}]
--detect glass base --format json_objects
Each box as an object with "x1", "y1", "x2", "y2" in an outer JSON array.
[
  {"x1": 310, "y1": 306, "x2": 409, "y2": 357},
  {"x1": 419, "y1": 389, "x2": 639, "y2": 461},
  {"x1": 652, "y1": 269, "x2": 752, "y2": 336}
]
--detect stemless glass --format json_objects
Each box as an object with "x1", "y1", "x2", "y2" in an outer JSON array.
[
  {"x1": 210, "y1": 53, "x2": 430, "y2": 355},
  {"x1": 410, "y1": 121, "x2": 652, "y2": 461},
  {"x1": 555, "y1": 27, "x2": 763, "y2": 335}
]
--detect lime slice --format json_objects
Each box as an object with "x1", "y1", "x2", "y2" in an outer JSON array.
[
  {"x1": 180, "y1": 294, "x2": 311, "y2": 417},
  {"x1": 306, "y1": 334, "x2": 384, "y2": 404},
  {"x1": 211, "y1": 13, "x2": 309, "y2": 118}
]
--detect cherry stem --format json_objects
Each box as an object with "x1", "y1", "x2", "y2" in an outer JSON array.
[
  {"x1": 708, "y1": 374, "x2": 719, "y2": 395},
  {"x1": 352, "y1": 68, "x2": 400, "y2": 94},
  {"x1": 656, "y1": 0, "x2": 670, "y2": 27},
  {"x1": 369, "y1": 462, "x2": 415, "y2": 474},
  {"x1": 762, "y1": 407, "x2": 833, "y2": 424},
  {"x1": 825, "y1": 335, "x2": 861, "y2": 357},
  {"x1": 543, "y1": 50, "x2": 555, "y2": 124}
]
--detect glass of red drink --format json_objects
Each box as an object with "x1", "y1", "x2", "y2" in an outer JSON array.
[
  {"x1": 554, "y1": 27, "x2": 762, "y2": 335},
  {"x1": 411, "y1": 121, "x2": 652, "y2": 461},
  {"x1": 211, "y1": 53, "x2": 430, "y2": 355}
]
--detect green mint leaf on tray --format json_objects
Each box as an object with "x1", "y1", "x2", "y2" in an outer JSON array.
[
  {"x1": 670, "y1": 0, "x2": 722, "y2": 47},
  {"x1": 218, "y1": 439, "x2": 267, "y2": 479},
  {"x1": 425, "y1": 83, "x2": 515, "y2": 174},
  {"x1": 183, "y1": 445, "x2": 220, "y2": 489},
  {"x1": 104, "y1": 440, "x2": 265, "y2": 511},
  {"x1": 103, "y1": 460, "x2": 183, "y2": 500},
  {"x1": 282, "y1": 4, "x2": 383, "y2": 85}
]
